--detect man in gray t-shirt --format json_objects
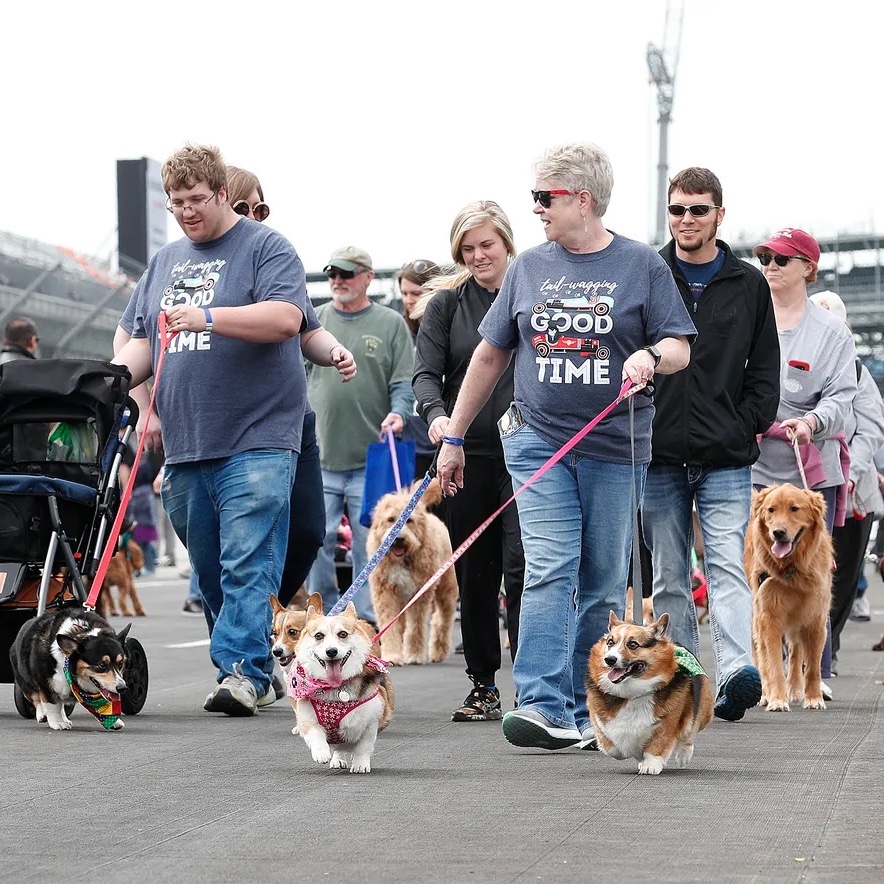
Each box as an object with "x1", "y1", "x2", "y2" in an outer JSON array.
[{"x1": 113, "y1": 144, "x2": 313, "y2": 717}]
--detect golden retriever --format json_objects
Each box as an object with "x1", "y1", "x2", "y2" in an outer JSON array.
[
  {"x1": 744, "y1": 483, "x2": 832, "y2": 711},
  {"x1": 367, "y1": 478, "x2": 458, "y2": 665}
]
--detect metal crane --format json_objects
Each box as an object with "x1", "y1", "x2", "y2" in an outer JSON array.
[{"x1": 647, "y1": 0, "x2": 685, "y2": 246}]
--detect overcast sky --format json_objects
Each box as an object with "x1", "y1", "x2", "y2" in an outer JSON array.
[{"x1": 2, "y1": 0, "x2": 880, "y2": 275}]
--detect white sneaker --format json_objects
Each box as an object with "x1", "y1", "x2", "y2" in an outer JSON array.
[
  {"x1": 204, "y1": 664, "x2": 258, "y2": 716},
  {"x1": 849, "y1": 595, "x2": 871, "y2": 622},
  {"x1": 501, "y1": 709, "x2": 581, "y2": 749},
  {"x1": 820, "y1": 681, "x2": 833, "y2": 702},
  {"x1": 256, "y1": 674, "x2": 286, "y2": 708},
  {"x1": 578, "y1": 726, "x2": 599, "y2": 751}
]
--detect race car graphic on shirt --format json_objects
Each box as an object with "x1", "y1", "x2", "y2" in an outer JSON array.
[
  {"x1": 532, "y1": 294, "x2": 613, "y2": 316},
  {"x1": 161, "y1": 259, "x2": 226, "y2": 354},
  {"x1": 161, "y1": 271, "x2": 219, "y2": 308},
  {"x1": 530, "y1": 333, "x2": 610, "y2": 359}
]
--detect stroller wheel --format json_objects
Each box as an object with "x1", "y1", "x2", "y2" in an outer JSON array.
[
  {"x1": 121, "y1": 636, "x2": 149, "y2": 715},
  {"x1": 13, "y1": 684, "x2": 36, "y2": 719}
]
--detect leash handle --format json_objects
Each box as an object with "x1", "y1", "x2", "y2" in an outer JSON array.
[
  {"x1": 373, "y1": 380, "x2": 637, "y2": 644},
  {"x1": 788, "y1": 430, "x2": 811, "y2": 490},
  {"x1": 86, "y1": 313, "x2": 176, "y2": 608}
]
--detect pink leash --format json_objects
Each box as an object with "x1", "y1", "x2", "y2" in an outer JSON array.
[
  {"x1": 373, "y1": 379, "x2": 640, "y2": 645},
  {"x1": 384, "y1": 427, "x2": 402, "y2": 492}
]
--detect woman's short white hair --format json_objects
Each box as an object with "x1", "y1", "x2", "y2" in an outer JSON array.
[{"x1": 534, "y1": 143, "x2": 614, "y2": 218}]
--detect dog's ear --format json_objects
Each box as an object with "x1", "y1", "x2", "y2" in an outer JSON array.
[
  {"x1": 651, "y1": 612, "x2": 670, "y2": 639},
  {"x1": 306, "y1": 592, "x2": 324, "y2": 614},
  {"x1": 305, "y1": 602, "x2": 323, "y2": 622},
  {"x1": 116, "y1": 623, "x2": 132, "y2": 644},
  {"x1": 55, "y1": 633, "x2": 79, "y2": 656},
  {"x1": 806, "y1": 489, "x2": 827, "y2": 525},
  {"x1": 343, "y1": 602, "x2": 358, "y2": 620},
  {"x1": 608, "y1": 610, "x2": 623, "y2": 630},
  {"x1": 750, "y1": 486, "x2": 772, "y2": 519},
  {"x1": 641, "y1": 597, "x2": 655, "y2": 625},
  {"x1": 269, "y1": 594, "x2": 285, "y2": 615}
]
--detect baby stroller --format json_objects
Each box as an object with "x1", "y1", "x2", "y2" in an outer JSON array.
[{"x1": 0, "y1": 358, "x2": 149, "y2": 718}]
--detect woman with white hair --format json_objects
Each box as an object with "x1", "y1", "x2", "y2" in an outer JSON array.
[
  {"x1": 808, "y1": 291, "x2": 884, "y2": 670},
  {"x1": 437, "y1": 144, "x2": 695, "y2": 750}
]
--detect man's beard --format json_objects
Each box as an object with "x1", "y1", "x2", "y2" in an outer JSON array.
[{"x1": 677, "y1": 222, "x2": 718, "y2": 253}]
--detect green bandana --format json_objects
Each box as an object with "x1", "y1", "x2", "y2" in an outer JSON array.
[
  {"x1": 674, "y1": 646, "x2": 706, "y2": 679},
  {"x1": 63, "y1": 657, "x2": 123, "y2": 730}
]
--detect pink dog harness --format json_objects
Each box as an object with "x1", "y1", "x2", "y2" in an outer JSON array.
[{"x1": 289, "y1": 655, "x2": 387, "y2": 744}]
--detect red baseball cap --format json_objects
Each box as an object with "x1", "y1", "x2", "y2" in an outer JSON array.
[{"x1": 752, "y1": 228, "x2": 820, "y2": 263}]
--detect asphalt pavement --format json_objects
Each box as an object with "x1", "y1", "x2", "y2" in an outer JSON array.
[{"x1": 1, "y1": 561, "x2": 882, "y2": 884}]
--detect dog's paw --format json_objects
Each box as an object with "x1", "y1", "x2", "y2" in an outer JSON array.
[
  {"x1": 48, "y1": 719, "x2": 73, "y2": 731},
  {"x1": 311, "y1": 746, "x2": 332, "y2": 765},
  {"x1": 668, "y1": 744, "x2": 694, "y2": 769},
  {"x1": 759, "y1": 694, "x2": 768, "y2": 707},
  {"x1": 291, "y1": 725, "x2": 300, "y2": 736},
  {"x1": 402, "y1": 655, "x2": 425, "y2": 666},
  {"x1": 803, "y1": 697, "x2": 826, "y2": 710},
  {"x1": 349, "y1": 757, "x2": 371, "y2": 774},
  {"x1": 385, "y1": 655, "x2": 404, "y2": 667},
  {"x1": 35, "y1": 706, "x2": 47, "y2": 723},
  {"x1": 766, "y1": 699, "x2": 790, "y2": 712},
  {"x1": 637, "y1": 755, "x2": 665, "y2": 775},
  {"x1": 329, "y1": 752, "x2": 349, "y2": 770},
  {"x1": 112, "y1": 719, "x2": 125, "y2": 729}
]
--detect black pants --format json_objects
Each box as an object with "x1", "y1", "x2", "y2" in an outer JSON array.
[
  {"x1": 445, "y1": 453, "x2": 524, "y2": 684},
  {"x1": 830, "y1": 515, "x2": 874, "y2": 657},
  {"x1": 872, "y1": 515, "x2": 884, "y2": 557}
]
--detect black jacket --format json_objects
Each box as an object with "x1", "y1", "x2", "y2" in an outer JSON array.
[
  {"x1": 651, "y1": 240, "x2": 780, "y2": 467},
  {"x1": 412, "y1": 278, "x2": 514, "y2": 458},
  {"x1": 0, "y1": 344, "x2": 36, "y2": 365}
]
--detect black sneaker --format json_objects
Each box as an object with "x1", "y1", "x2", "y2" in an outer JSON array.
[
  {"x1": 182, "y1": 598, "x2": 203, "y2": 616},
  {"x1": 452, "y1": 683, "x2": 503, "y2": 721}
]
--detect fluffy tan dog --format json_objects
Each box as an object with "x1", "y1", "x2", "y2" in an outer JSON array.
[
  {"x1": 367, "y1": 478, "x2": 458, "y2": 665},
  {"x1": 744, "y1": 483, "x2": 832, "y2": 711}
]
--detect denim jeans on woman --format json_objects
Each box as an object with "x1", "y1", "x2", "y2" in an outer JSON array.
[
  {"x1": 641, "y1": 465, "x2": 755, "y2": 693},
  {"x1": 503, "y1": 423, "x2": 645, "y2": 734},
  {"x1": 162, "y1": 449, "x2": 296, "y2": 696}
]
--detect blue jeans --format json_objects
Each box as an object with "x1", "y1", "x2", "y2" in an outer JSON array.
[
  {"x1": 503, "y1": 424, "x2": 645, "y2": 733},
  {"x1": 162, "y1": 449, "x2": 296, "y2": 694},
  {"x1": 307, "y1": 468, "x2": 374, "y2": 621},
  {"x1": 642, "y1": 465, "x2": 754, "y2": 692}
]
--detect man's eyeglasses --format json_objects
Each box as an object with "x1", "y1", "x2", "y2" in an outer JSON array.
[
  {"x1": 232, "y1": 200, "x2": 270, "y2": 222},
  {"x1": 757, "y1": 253, "x2": 809, "y2": 267},
  {"x1": 531, "y1": 189, "x2": 576, "y2": 209},
  {"x1": 166, "y1": 192, "x2": 217, "y2": 213},
  {"x1": 326, "y1": 268, "x2": 360, "y2": 281},
  {"x1": 667, "y1": 203, "x2": 720, "y2": 217}
]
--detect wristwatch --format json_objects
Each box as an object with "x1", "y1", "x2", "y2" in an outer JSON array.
[{"x1": 643, "y1": 345, "x2": 662, "y2": 367}]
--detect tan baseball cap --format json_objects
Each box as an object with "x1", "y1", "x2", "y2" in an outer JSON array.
[{"x1": 324, "y1": 245, "x2": 373, "y2": 272}]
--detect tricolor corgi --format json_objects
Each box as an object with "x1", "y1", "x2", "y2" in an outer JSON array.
[
  {"x1": 586, "y1": 611, "x2": 713, "y2": 775},
  {"x1": 290, "y1": 600, "x2": 394, "y2": 773},
  {"x1": 10, "y1": 607, "x2": 129, "y2": 731}
]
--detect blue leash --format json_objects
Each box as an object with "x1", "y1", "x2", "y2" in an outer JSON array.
[{"x1": 328, "y1": 469, "x2": 434, "y2": 616}]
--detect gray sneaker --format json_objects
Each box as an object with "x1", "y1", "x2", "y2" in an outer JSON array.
[
  {"x1": 204, "y1": 663, "x2": 258, "y2": 716},
  {"x1": 849, "y1": 595, "x2": 871, "y2": 622},
  {"x1": 502, "y1": 708, "x2": 581, "y2": 749},
  {"x1": 256, "y1": 673, "x2": 286, "y2": 708},
  {"x1": 578, "y1": 726, "x2": 599, "y2": 751}
]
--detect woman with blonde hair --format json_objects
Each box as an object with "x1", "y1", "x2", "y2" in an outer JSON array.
[{"x1": 413, "y1": 200, "x2": 525, "y2": 723}]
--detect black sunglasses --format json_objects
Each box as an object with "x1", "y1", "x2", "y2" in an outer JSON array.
[
  {"x1": 531, "y1": 189, "x2": 575, "y2": 209},
  {"x1": 757, "y1": 253, "x2": 809, "y2": 267},
  {"x1": 667, "y1": 204, "x2": 720, "y2": 217},
  {"x1": 326, "y1": 268, "x2": 359, "y2": 280},
  {"x1": 232, "y1": 199, "x2": 270, "y2": 222}
]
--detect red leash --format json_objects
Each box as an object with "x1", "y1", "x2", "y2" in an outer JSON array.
[
  {"x1": 85, "y1": 314, "x2": 175, "y2": 609},
  {"x1": 373, "y1": 379, "x2": 641, "y2": 645}
]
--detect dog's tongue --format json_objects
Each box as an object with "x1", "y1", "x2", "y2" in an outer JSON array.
[
  {"x1": 771, "y1": 540, "x2": 794, "y2": 559},
  {"x1": 608, "y1": 666, "x2": 627, "y2": 683},
  {"x1": 324, "y1": 659, "x2": 344, "y2": 687}
]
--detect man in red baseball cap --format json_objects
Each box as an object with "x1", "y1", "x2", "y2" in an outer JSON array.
[{"x1": 752, "y1": 227, "x2": 821, "y2": 263}]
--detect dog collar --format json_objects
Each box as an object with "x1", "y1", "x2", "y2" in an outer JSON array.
[{"x1": 63, "y1": 657, "x2": 123, "y2": 730}]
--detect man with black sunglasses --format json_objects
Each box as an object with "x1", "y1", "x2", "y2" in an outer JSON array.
[
  {"x1": 641, "y1": 167, "x2": 781, "y2": 723},
  {"x1": 307, "y1": 245, "x2": 414, "y2": 623}
]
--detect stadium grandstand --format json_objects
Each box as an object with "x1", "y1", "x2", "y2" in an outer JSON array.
[{"x1": 1, "y1": 227, "x2": 882, "y2": 391}]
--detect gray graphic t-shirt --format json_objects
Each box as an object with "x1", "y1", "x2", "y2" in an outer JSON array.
[
  {"x1": 122, "y1": 218, "x2": 311, "y2": 464},
  {"x1": 479, "y1": 235, "x2": 696, "y2": 463}
]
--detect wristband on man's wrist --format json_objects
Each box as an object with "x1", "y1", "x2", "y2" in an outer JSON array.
[
  {"x1": 203, "y1": 308, "x2": 213, "y2": 333},
  {"x1": 442, "y1": 435, "x2": 465, "y2": 446}
]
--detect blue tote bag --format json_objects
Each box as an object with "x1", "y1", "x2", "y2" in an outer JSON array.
[{"x1": 359, "y1": 433, "x2": 416, "y2": 528}]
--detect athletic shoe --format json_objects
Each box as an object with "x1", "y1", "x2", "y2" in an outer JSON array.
[
  {"x1": 204, "y1": 664, "x2": 258, "y2": 716},
  {"x1": 182, "y1": 598, "x2": 203, "y2": 616},
  {"x1": 501, "y1": 708, "x2": 581, "y2": 749},
  {"x1": 257, "y1": 681, "x2": 278, "y2": 708},
  {"x1": 451, "y1": 684, "x2": 502, "y2": 722},
  {"x1": 714, "y1": 664, "x2": 762, "y2": 721},
  {"x1": 849, "y1": 595, "x2": 871, "y2": 622},
  {"x1": 820, "y1": 681, "x2": 833, "y2": 702},
  {"x1": 577, "y1": 726, "x2": 599, "y2": 751}
]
